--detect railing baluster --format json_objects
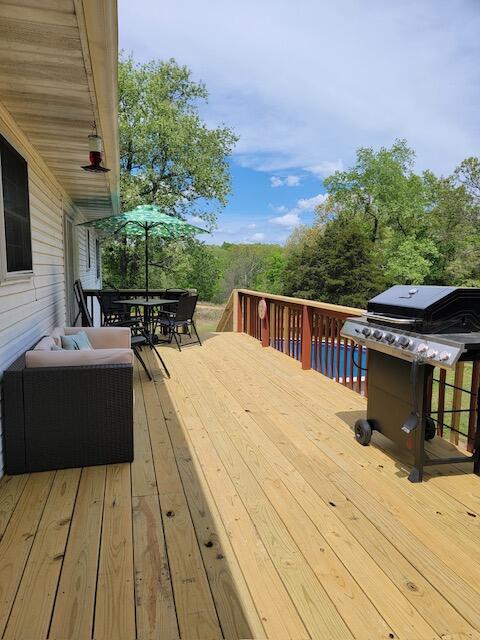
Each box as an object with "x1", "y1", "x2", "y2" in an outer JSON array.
[
  {"x1": 356, "y1": 344, "x2": 363, "y2": 394},
  {"x1": 342, "y1": 330, "x2": 348, "y2": 386},
  {"x1": 451, "y1": 363, "x2": 465, "y2": 445},
  {"x1": 283, "y1": 306, "x2": 289, "y2": 355},
  {"x1": 319, "y1": 314, "x2": 324, "y2": 374},
  {"x1": 328, "y1": 318, "x2": 334, "y2": 378},
  {"x1": 437, "y1": 369, "x2": 446, "y2": 437},
  {"x1": 335, "y1": 319, "x2": 341, "y2": 382},
  {"x1": 348, "y1": 339, "x2": 354, "y2": 390}
]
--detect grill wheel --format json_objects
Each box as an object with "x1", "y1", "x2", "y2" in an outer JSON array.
[
  {"x1": 425, "y1": 417, "x2": 436, "y2": 441},
  {"x1": 354, "y1": 419, "x2": 373, "y2": 446}
]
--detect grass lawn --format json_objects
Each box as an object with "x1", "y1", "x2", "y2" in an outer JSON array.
[
  {"x1": 195, "y1": 301, "x2": 225, "y2": 336},
  {"x1": 430, "y1": 362, "x2": 476, "y2": 449}
]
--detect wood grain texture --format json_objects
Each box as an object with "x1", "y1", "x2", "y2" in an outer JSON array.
[
  {"x1": 132, "y1": 494, "x2": 179, "y2": 640},
  {"x1": 0, "y1": 333, "x2": 480, "y2": 638},
  {"x1": 49, "y1": 466, "x2": 106, "y2": 640},
  {"x1": 0, "y1": 472, "x2": 54, "y2": 636},
  {"x1": 94, "y1": 464, "x2": 135, "y2": 640},
  {"x1": 4, "y1": 468, "x2": 80, "y2": 640}
]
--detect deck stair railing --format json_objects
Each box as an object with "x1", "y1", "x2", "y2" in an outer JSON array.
[{"x1": 217, "y1": 289, "x2": 480, "y2": 452}]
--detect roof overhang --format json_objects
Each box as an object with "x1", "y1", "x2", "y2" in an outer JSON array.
[{"x1": 0, "y1": 0, "x2": 119, "y2": 219}]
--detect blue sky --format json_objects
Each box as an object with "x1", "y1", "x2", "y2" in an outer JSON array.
[{"x1": 119, "y1": 0, "x2": 480, "y2": 245}]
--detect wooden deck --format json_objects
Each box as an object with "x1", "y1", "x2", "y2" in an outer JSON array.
[{"x1": 1, "y1": 332, "x2": 480, "y2": 639}]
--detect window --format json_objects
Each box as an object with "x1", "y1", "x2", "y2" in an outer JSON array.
[
  {"x1": 0, "y1": 134, "x2": 32, "y2": 280},
  {"x1": 95, "y1": 238, "x2": 101, "y2": 279}
]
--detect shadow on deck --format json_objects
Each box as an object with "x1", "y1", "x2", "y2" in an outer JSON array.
[{"x1": 0, "y1": 332, "x2": 480, "y2": 639}]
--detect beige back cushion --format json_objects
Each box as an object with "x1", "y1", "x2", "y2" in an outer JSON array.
[
  {"x1": 33, "y1": 336, "x2": 57, "y2": 351},
  {"x1": 54, "y1": 326, "x2": 132, "y2": 349}
]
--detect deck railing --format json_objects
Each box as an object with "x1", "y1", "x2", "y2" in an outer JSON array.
[
  {"x1": 221, "y1": 289, "x2": 367, "y2": 393},
  {"x1": 218, "y1": 289, "x2": 479, "y2": 452}
]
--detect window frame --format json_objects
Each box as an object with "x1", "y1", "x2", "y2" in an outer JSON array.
[
  {"x1": 87, "y1": 229, "x2": 91, "y2": 270},
  {"x1": 95, "y1": 238, "x2": 101, "y2": 279},
  {"x1": 0, "y1": 133, "x2": 33, "y2": 284}
]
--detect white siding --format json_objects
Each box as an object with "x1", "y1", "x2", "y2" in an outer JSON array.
[{"x1": 0, "y1": 110, "x2": 101, "y2": 477}]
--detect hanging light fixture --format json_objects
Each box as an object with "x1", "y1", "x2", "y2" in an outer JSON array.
[{"x1": 81, "y1": 122, "x2": 110, "y2": 173}]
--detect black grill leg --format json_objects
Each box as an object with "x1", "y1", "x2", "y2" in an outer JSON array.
[
  {"x1": 408, "y1": 466, "x2": 423, "y2": 483},
  {"x1": 409, "y1": 417, "x2": 426, "y2": 483}
]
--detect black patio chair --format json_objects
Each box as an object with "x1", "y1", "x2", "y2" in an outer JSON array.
[
  {"x1": 73, "y1": 279, "x2": 93, "y2": 326},
  {"x1": 97, "y1": 291, "x2": 135, "y2": 326},
  {"x1": 155, "y1": 293, "x2": 201, "y2": 351},
  {"x1": 73, "y1": 280, "x2": 169, "y2": 380}
]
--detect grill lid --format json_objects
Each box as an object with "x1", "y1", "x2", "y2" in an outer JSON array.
[{"x1": 367, "y1": 285, "x2": 480, "y2": 333}]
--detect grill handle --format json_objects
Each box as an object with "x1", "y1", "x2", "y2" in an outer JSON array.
[{"x1": 363, "y1": 312, "x2": 419, "y2": 325}]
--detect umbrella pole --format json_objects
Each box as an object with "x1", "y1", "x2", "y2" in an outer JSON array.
[{"x1": 145, "y1": 224, "x2": 149, "y2": 301}]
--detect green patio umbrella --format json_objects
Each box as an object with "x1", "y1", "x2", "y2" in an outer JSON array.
[{"x1": 79, "y1": 204, "x2": 208, "y2": 299}]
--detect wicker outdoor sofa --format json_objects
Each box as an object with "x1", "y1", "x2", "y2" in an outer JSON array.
[{"x1": 2, "y1": 327, "x2": 134, "y2": 475}]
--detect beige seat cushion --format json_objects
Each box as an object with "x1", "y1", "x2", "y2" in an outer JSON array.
[{"x1": 25, "y1": 348, "x2": 134, "y2": 368}]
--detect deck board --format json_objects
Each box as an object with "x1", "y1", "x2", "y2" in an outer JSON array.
[{"x1": 1, "y1": 332, "x2": 480, "y2": 639}]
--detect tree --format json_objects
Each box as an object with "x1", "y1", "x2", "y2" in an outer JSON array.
[
  {"x1": 455, "y1": 157, "x2": 480, "y2": 204},
  {"x1": 322, "y1": 139, "x2": 426, "y2": 244},
  {"x1": 317, "y1": 141, "x2": 480, "y2": 287},
  {"x1": 179, "y1": 242, "x2": 221, "y2": 301},
  {"x1": 283, "y1": 216, "x2": 385, "y2": 307},
  {"x1": 119, "y1": 55, "x2": 237, "y2": 220},
  {"x1": 256, "y1": 249, "x2": 287, "y2": 295},
  {"x1": 106, "y1": 55, "x2": 238, "y2": 285}
]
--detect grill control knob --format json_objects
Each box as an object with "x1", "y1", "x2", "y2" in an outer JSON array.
[
  {"x1": 362, "y1": 327, "x2": 372, "y2": 337},
  {"x1": 427, "y1": 349, "x2": 438, "y2": 359},
  {"x1": 373, "y1": 329, "x2": 384, "y2": 340},
  {"x1": 439, "y1": 351, "x2": 451, "y2": 362},
  {"x1": 398, "y1": 336, "x2": 412, "y2": 348},
  {"x1": 384, "y1": 333, "x2": 396, "y2": 344},
  {"x1": 417, "y1": 343, "x2": 428, "y2": 354}
]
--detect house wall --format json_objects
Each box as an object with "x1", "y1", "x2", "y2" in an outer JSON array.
[{"x1": 0, "y1": 106, "x2": 101, "y2": 477}]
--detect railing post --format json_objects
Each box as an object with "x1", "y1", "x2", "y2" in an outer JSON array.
[
  {"x1": 233, "y1": 290, "x2": 242, "y2": 332},
  {"x1": 261, "y1": 299, "x2": 269, "y2": 348},
  {"x1": 301, "y1": 305, "x2": 313, "y2": 370}
]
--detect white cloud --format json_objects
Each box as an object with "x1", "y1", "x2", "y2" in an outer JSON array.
[
  {"x1": 297, "y1": 193, "x2": 327, "y2": 211},
  {"x1": 120, "y1": 0, "x2": 480, "y2": 175},
  {"x1": 269, "y1": 212, "x2": 301, "y2": 228},
  {"x1": 247, "y1": 232, "x2": 265, "y2": 241},
  {"x1": 246, "y1": 222, "x2": 257, "y2": 229},
  {"x1": 285, "y1": 175, "x2": 300, "y2": 186},
  {"x1": 269, "y1": 204, "x2": 288, "y2": 214},
  {"x1": 270, "y1": 175, "x2": 301, "y2": 187},
  {"x1": 305, "y1": 161, "x2": 343, "y2": 178}
]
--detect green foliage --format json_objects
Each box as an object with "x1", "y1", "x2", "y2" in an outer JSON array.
[
  {"x1": 317, "y1": 141, "x2": 480, "y2": 289},
  {"x1": 119, "y1": 54, "x2": 237, "y2": 221},
  {"x1": 283, "y1": 217, "x2": 385, "y2": 307},
  {"x1": 209, "y1": 243, "x2": 286, "y2": 302},
  {"x1": 108, "y1": 54, "x2": 237, "y2": 291}
]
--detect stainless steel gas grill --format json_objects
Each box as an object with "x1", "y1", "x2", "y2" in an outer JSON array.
[{"x1": 341, "y1": 285, "x2": 480, "y2": 482}]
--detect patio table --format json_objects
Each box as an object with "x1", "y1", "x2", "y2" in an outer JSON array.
[{"x1": 113, "y1": 297, "x2": 177, "y2": 341}]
